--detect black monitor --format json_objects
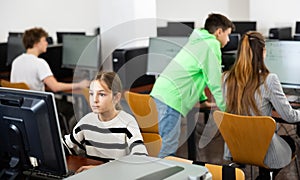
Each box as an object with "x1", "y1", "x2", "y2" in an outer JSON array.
[
  {"x1": 264, "y1": 40, "x2": 300, "y2": 89},
  {"x1": 146, "y1": 36, "x2": 188, "y2": 76},
  {"x1": 0, "y1": 87, "x2": 69, "y2": 179},
  {"x1": 157, "y1": 22, "x2": 194, "y2": 37},
  {"x1": 232, "y1": 21, "x2": 257, "y2": 35},
  {"x1": 56, "y1": 32, "x2": 86, "y2": 44},
  {"x1": 62, "y1": 34, "x2": 100, "y2": 71},
  {"x1": 221, "y1": 33, "x2": 241, "y2": 52},
  {"x1": 6, "y1": 35, "x2": 26, "y2": 66},
  {"x1": 39, "y1": 44, "x2": 73, "y2": 80},
  {"x1": 8, "y1": 32, "x2": 23, "y2": 37},
  {"x1": 296, "y1": 21, "x2": 300, "y2": 34},
  {"x1": 0, "y1": 43, "x2": 10, "y2": 72}
]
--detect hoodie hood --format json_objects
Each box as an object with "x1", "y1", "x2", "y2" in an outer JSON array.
[{"x1": 189, "y1": 29, "x2": 221, "y2": 48}]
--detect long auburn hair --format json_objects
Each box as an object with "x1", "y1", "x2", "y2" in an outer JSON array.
[{"x1": 223, "y1": 31, "x2": 269, "y2": 115}]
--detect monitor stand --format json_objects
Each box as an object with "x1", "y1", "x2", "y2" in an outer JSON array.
[{"x1": 0, "y1": 124, "x2": 29, "y2": 180}]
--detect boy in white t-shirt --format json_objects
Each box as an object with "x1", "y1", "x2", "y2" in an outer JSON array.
[{"x1": 10, "y1": 27, "x2": 89, "y2": 92}]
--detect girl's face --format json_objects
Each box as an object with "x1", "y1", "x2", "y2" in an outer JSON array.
[{"x1": 89, "y1": 80, "x2": 116, "y2": 114}]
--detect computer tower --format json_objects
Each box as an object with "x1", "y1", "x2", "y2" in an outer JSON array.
[
  {"x1": 294, "y1": 34, "x2": 300, "y2": 41},
  {"x1": 269, "y1": 27, "x2": 292, "y2": 40},
  {"x1": 112, "y1": 47, "x2": 155, "y2": 90},
  {"x1": 39, "y1": 44, "x2": 73, "y2": 81}
]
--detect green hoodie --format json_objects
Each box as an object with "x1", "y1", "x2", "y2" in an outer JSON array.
[{"x1": 150, "y1": 29, "x2": 226, "y2": 117}]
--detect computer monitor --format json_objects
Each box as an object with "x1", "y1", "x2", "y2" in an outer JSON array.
[
  {"x1": 146, "y1": 36, "x2": 188, "y2": 76},
  {"x1": 296, "y1": 21, "x2": 300, "y2": 34},
  {"x1": 0, "y1": 43, "x2": 10, "y2": 72},
  {"x1": 56, "y1": 32, "x2": 86, "y2": 44},
  {"x1": 62, "y1": 34, "x2": 100, "y2": 70},
  {"x1": 264, "y1": 40, "x2": 300, "y2": 89},
  {"x1": 39, "y1": 44, "x2": 73, "y2": 80},
  {"x1": 232, "y1": 21, "x2": 257, "y2": 35},
  {"x1": 0, "y1": 87, "x2": 68, "y2": 179},
  {"x1": 8, "y1": 32, "x2": 23, "y2": 37},
  {"x1": 221, "y1": 33, "x2": 241, "y2": 52},
  {"x1": 6, "y1": 35, "x2": 26, "y2": 66},
  {"x1": 157, "y1": 22, "x2": 194, "y2": 37}
]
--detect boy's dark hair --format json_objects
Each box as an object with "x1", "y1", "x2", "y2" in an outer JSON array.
[
  {"x1": 23, "y1": 27, "x2": 48, "y2": 49},
  {"x1": 204, "y1": 13, "x2": 235, "y2": 34}
]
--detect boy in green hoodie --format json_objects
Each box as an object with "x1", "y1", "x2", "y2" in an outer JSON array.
[{"x1": 150, "y1": 13, "x2": 235, "y2": 158}]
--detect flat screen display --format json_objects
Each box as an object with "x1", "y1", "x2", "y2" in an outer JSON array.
[
  {"x1": 146, "y1": 37, "x2": 188, "y2": 76},
  {"x1": 265, "y1": 40, "x2": 300, "y2": 89},
  {"x1": 62, "y1": 34, "x2": 100, "y2": 70}
]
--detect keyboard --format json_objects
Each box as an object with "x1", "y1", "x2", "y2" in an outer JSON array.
[{"x1": 23, "y1": 169, "x2": 75, "y2": 179}]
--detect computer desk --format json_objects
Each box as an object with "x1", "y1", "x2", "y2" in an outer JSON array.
[
  {"x1": 66, "y1": 155, "x2": 103, "y2": 172},
  {"x1": 271, "y1": 102, "x2": 300, "y2": 137}
]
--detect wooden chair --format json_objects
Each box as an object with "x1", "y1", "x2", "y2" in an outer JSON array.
[
  {"x1": 0, "y1": 79, "x2": 30, "y2": 90},
  {"x1": 164, "y1": 156, "x2": 245, "y2": 180},
  {"x1": 213, "y1": 110, "x2": 299, "y2": 179},
  {"x1": 124, "y1": 91, "x2": 162, "y2": 157}
]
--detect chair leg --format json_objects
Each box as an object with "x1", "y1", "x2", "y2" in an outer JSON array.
[
  {"x1": 295, "y1": 155, "x2": 300, "y2": 179},
  {"x1": 250, "y1": 165, "x2": 253, "y2": 180}
]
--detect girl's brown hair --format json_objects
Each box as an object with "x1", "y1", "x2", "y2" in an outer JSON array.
[
  {"x1": 94, "y1": 71, "x2": 123, "y2": 110},
  {"x1": 223, "y1": 31, "x2": 269, "y2": 115}
]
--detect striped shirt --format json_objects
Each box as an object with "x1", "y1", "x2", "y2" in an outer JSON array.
[{"x1": 64, "y1": 110, "x2": 148, "y2": 161}]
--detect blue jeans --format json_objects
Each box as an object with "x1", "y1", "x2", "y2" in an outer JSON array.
[{"x1": 153, "y1": 98, "x2": 181, "y2": 158}]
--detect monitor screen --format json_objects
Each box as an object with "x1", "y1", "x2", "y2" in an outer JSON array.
[
  {"x1": 0, "y1": 88, "x2": 68, "y2": 178},
  {"x1": 6, "y1": 35, "x2": 26, "y2": 66},
  {"x1": 232, "y1": 21, "x2": 257, "y2": 35},
  {"x1": 264, "y1": 40, "x2": 300, "y2": 89},
  {"x1": 62, "y1": 34, "x2": 100, "y2": 70},
  {"x1": 56, "y1": 32, "x2": 86, "y2": 44},
  {"x1": 221, "y1": 33, "x2": 240, "y2": 52},
  {"x1": 147, "y1": 36, "x2": 188, "y2": 76}
]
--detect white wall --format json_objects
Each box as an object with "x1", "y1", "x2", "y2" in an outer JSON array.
[
  {"x1": 0, "y1": 0, "x2": 101, "y2": 42},
  {"x1": 156, "y1": 0, "x2": 250, "y2": 28},
  {"x1": 250, "y1": 0, "x2": 300, "y2": 36},
  {"x1": 157, "y1": 0, "x2": 300, "y2": 37},
  {"x1": 0, "y1": 0, "x2": 157, "y2": 70}
]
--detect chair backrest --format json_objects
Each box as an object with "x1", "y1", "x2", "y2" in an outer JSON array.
[
  {"x1": 123, "y1": 91, "x2": 158, "y2": 133},
  {"x1": 124, "y1": 91, "x2": 162, "y2": 157},
  {"x1": 141, "y1": 133, "x2": 162, "y2": 157},
  {"x1": 213, "y1": 110, "x2": 276, "y2": 168},
  {"x1": 205, "y1": 164, "x2": 245, "y2": 180},
  {"x1": 81, "y1": 87, "x2": 90, "y2": 105},
  {"x1": 164, "y1": 156, "x2": 245, "y2": 180},
  {"x1": 0, "y1": 79, "x2": 30, "y2": 90}
]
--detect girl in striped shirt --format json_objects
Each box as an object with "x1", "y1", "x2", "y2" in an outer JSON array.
[{"x1": 64, "y1": 71, "x2": 148, "y2": 172}]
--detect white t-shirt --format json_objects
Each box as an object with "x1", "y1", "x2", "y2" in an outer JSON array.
[{"x1": 10, "y1": 53, "x2": 53, "y2": 91}]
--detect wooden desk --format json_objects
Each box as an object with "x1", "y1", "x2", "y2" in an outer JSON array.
[
  {"x1": 272, "y1": 103, "x2": 300, "y2": 137},
  {"x1": 66, "y1": 155, "x2": 103, "y2": 172}
]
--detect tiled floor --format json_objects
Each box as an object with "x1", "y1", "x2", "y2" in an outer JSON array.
[{"x1": 176, "y1": 112, "x2": 300, "y2": 180}]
